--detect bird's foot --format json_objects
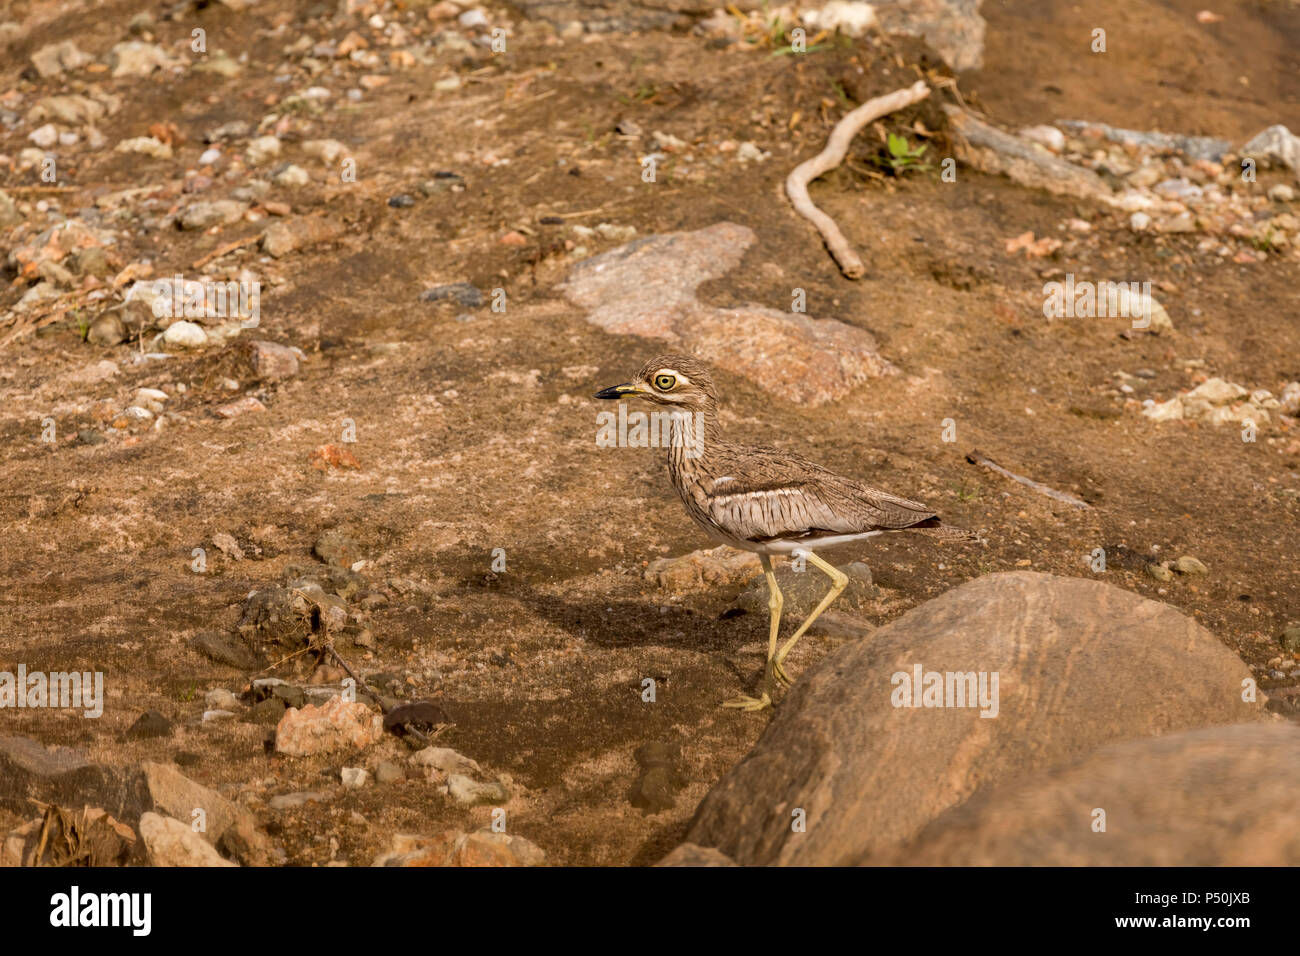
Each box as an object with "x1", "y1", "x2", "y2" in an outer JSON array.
[
  {"x1": 771, "y1": 656, "x2": 793, "y2": 688},
  {"x1": 721, "y1": 691, "x2": 772, "y2": 712}
]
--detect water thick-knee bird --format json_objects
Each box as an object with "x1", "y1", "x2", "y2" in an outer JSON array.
[{"x1": 595, "y1": 353, "x2": 978, "y2": 712}]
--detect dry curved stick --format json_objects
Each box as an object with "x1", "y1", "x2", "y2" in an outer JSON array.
[
  {"x1": 966, "y1": 448, "x2": 1091, "y2": 510},
  {"x1": 785, "y1": 79, "x2": 931, "y2": 279}
]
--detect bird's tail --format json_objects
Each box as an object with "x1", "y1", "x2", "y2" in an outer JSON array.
[{"x1": 910, "y1": 520, "x2": 983, "y2": 543}]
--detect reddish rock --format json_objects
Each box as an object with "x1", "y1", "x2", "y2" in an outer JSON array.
[
  {"x1": 249, "y1": 340, "x2": 299, "y2": 381},
  {"x1": 373, "y1": 828, "x2": 545, "y2": 867},
  {"x1": 262, "y1": 216, "x2": 345, "y2": 258},
  {"x1": 214, "y1": 396, "x2": 266, "y2": 419},
  {"x1": 309, "y1": 444, "x2": 361, "y2": 470},
  {"x1": 456, "y1": 830, "x2": 544, "y2": 867},
  {"x1": 274, "y1": 696, "x2": 383, "y2": 757},
  {"x1": 372, "y1": 830, "x2": 462, "y2": 866}
]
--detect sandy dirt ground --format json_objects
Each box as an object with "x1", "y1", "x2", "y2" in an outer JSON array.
[{"x1": 0, "y1": 0, "x2": 1297, "y2": 865}]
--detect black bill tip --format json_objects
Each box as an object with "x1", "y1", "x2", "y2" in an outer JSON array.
[{"x1": 594, "y1": 383, "x2": 633, "y2": 400}]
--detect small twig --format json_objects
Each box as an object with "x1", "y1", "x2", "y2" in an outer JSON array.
[
  {"x1": 192, "y1": 232, "x2": 263, "y2": 270},
  {"x1": 966, "y1": 448, "x2": 1090, "y2": 509},
  {"x1": 325, "y1": 645, "x2": 385, "y2": 710},
  {"x1": 0, "y1": 290, "x2": 95, "y2": 349},
  {"x1": 253, "y1": 644, "x2": 315, "y2": 676},
  {"x1": 785, "y1": 80, "x2": 930, "y2": 279},
  {"x1": 549, "y1": 200, "x2": 629, "y2": 219}
]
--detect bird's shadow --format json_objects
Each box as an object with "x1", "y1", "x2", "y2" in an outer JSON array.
[{"x1": 469, "y1": 572, "x2": 757, "y2": 654}]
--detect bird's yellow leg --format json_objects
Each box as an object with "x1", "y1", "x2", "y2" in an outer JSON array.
[
  {"x1": 723, "y1": 554, "x2": 782, "y2": 711},
  {"x1": 772, "y1": 551, "x2": 846, "y2": 686}
]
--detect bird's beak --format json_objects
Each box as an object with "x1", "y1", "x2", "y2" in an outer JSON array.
[{"x1": 593, "y1": 382, "x2": 642, "y2": 400}]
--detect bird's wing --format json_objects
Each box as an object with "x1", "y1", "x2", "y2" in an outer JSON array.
[{"x1": 703, "y1": 448, "x2": 936, "y2": 542}]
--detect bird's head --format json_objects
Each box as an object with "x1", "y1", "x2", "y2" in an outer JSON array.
[{"x1": 594, "y1": 353, "x2": 718, "y2": 409}]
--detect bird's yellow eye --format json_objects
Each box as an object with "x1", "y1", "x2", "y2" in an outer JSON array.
[{"x1": 654, "y1": 373, "x2": 677, "y2": 391}]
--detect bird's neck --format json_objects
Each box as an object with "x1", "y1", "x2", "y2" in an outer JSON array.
[{"x1": 666, "y1": 404, "x2": 720, "y2": 471}]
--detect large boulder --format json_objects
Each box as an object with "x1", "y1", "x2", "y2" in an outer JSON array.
[
  {"x1": 135, "y1": 761, "x2": 251, "y2": 848},
  {"x1": 681, "y1": 572, "x2": 1264, "y2": 865},
  {"x1": 875, "y1": 723, "x2": 1299, "y2": 865},
  {"x1": 0, "y1": 736, "x2": 144, "y2": 819},
  {"x1": 139, "y1": 813, "x2": 237, "y2": 867}
]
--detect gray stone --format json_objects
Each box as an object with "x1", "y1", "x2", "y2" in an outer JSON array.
[
  {"x1": 162, "y1": 320, "x2": 207, "y2": 348},
  {"x1": 870, "y1": 0, "x2": 986, "y2": 71},
  {"x1": 139, "y1": 813, "x2": 236, "y2": 866},
  {"x1": 629, "y1": 766, "x2": 680, "y2": 813},
  {"x1": 737, "y1": 561, "x2": 874, "y2": 619},
  {"x1": 656, "y1": 843, "x2": 738, "y2": 866},
  {"x1": 945, "y1": 107, "x2": 1112, "y2": 202},
  {"x1": 0, "y1": 736, "x2": 140, "y2": 819},
  {"x1": 1146, "y1": 562, "x2": 1173, "y2": 582},
  {"x1": 1241, "y1": 125, "x2": 1300, "y2": 173},
  {"x1": 125, "y1": 710, "x2": 173, "y2": 740},
  {"x1": 561, "y1": 222, "x2": 896, "y2": 405},
  {"x1": 629, "y1": 740, "x2": 686, "y2": 813},
  {"x1": 683, "y1": 572, "x2": 1264, "y2": 865},
  {"x1": 109, "y1": 42, "x2": 174, "y2": 77},
  {"x1": 268, "y1": 790, "x2": 329, "y2": 810},
  {"x1": 341, "y1": 767, "x2": 369, "y2": 788},
  {"x1": 420, "y1": 282, "x2": 483, "y2": 308},
  {"x1": 645, "y1": 546, "x2": 760, "y2": 592},
  {"x1": 27, "y1": 94, "x2": 107, "y2": 126},
  {"x1": 247, "y1": 697, "x2": 287, "y2": 723},
  {"x1": 204, "y1": 688, "x2": 240, "y2": 710},
  {"x1": 30, "y1": 40, "x2": 92, "y2": 78},
  {"x1": 194, "y1": 52, "x2": 242, "y2": 78},
  {"x1": 1172, "y1": 555, "x2": 1208, "y2": 576},
  {"x1": 136, "y1": 760, "x2": 250, "y2": 846},
  {"x1": 446, "y1": 773, "x2": 508, "y2": 806},
  {"x1": 312, "y1": 529, "x2": 361, "y2": 569},
  {"x1": 253, "y1": 680, "x2": 305, "y2": 710},
  {"x1": 411, "y1": 746, "x2": 482, "y2": 776},
  {"x1": 87, "y1": 310, "x2": 126, "y2": 346},
  {"x1": 245, "y1": 135, "x2": 281, "y2": 165},
  {"x1": 179, "y1": 200, "x2": 247, "y2": 230},
  {"x1": 70, "y1": 246, "x2": 111, "y2": 277},
  {"x1": 191, "y1": 630, "x2": 265, "y2": 669},
  {"x1": 1056, "y1": 120, "x2": 1232, "y2": 163}
]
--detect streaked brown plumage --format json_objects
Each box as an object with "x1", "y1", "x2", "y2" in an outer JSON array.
[{"x1": 595, "y1": 353, "x2": 978, "y2": 711}]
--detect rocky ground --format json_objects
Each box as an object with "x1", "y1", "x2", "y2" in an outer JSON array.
[{"x1": 0, "y1": 0, "x2": 1298, "y2": 866}]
